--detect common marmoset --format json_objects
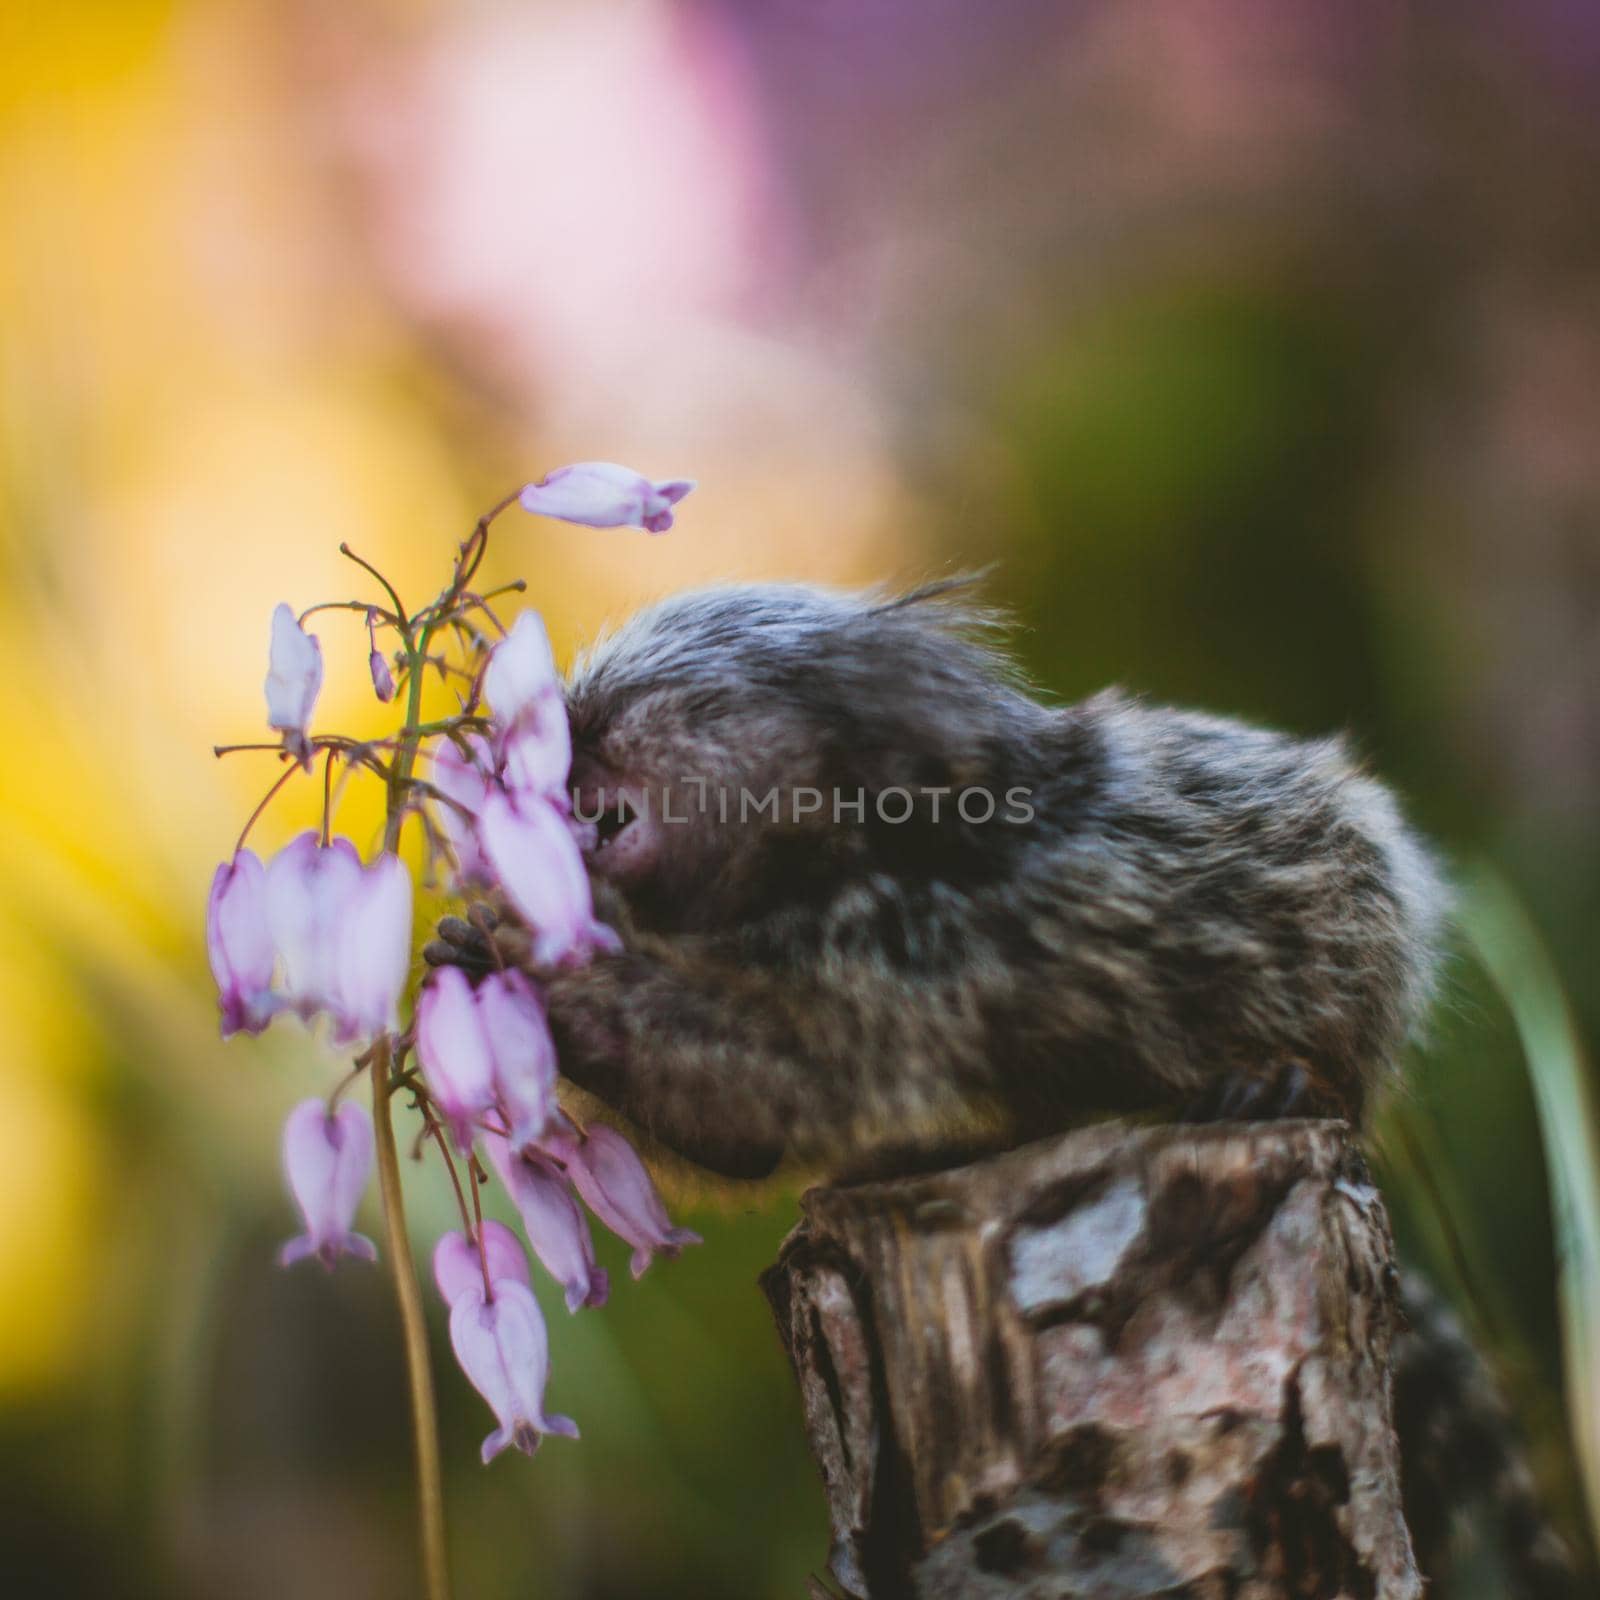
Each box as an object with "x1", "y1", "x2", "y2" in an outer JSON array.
[
  {"x1": 430, "y1": 579, "x2": 1577, "y2": 1597},
  {"x1": 435, "y1": 578, "x2": 1447, "y2": 1181}
]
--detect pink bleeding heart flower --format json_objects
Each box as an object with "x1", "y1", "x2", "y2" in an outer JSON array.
[
  {"x1": 264, "y1": 833, "x2": 365, "y2": 1026},
  {"x1": 500, "y1": 716, "x2": 573, "y2": 810},
  {"x1": 207, "y1": 849, "x2": 278, "y2": 1037},
  {"x1": 262, "y1": 834, "x2": 409, "y2": 1044},
  {"x1": 264, "y1": 603, "x2": 323, "y2": 766},
  {"x1": 279, "y1": 1098, "x2": 378, "y2": 1269},
  {"x1": 518, "y1": 461, "x2": 694, "y2": 535},
  {"x1": 483, "y1": 610, "x2": 559, "y2": 724},
  {"x1": 433, "y1": 1221, "x2": 531, "y2": 1306},
  {"x1": 478, "y1": 791, "x2": 621, "y2": 968},
  {"x1": 547, "y1": 1124, "x2": 701, "y2": 1280},
  {"x1": 431, "y1": 734, "x2": 494, "y2": 885},
  {"x1": 450, "y1": 1278, "x2": 579, "y2": 1463},
  {"x1": 485, "y1": 1133, "x2": 608, "y2": 1313},
  {"x1": 415, "y1": 966, "x2": 498, "y2": 1151},
  {"x1": 478, "y1": 969, "x2": 559, "y2": 1152},
  {"x1": 484, "y1": 612, "x2": 571, "y2": 804},
  {"x1": 333, "y1": 851, "x2": 412, "y2": 1046}
]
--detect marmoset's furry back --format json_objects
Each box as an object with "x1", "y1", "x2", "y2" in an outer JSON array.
[{"x1": 440, "y1": 577, "x2": 1448, "y2": 1180}]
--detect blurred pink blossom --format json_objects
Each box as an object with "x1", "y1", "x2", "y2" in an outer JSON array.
[
  {"x1": 519, "y1": 462, "x2": 694, "y2": 535},
  {"x1": 483, "y1": 610, "x2": 559, "y2": 721},
  {"x1": 485, "y1": 1132, "x2": 608, "y2": 1314},
  {"x1": 279, "y1": 1098, "x2": 378, "y2": 1269},
  {"x1": 264, "y1": 603, "x2": 323, "y2": 766},
  {"x1": 477, "y1": 969, "x2": 560, "y2": 1153},
  {"x1": 265, "y1": 833, "x2": 364, "y2": 1023},
  {"x1": 261, "y1": 833, "x2": 411, "y2": 1044},
  {"x1": 478, "y1": 791, "x2": 620, "y2": 967},
  {"x1": 484, "y1": 611, "x2": 571, "y2": 803},
  {"x1": 433, "y1": 1221, "x2": 531, "y2": 1305},
  {"x1": 547, "y1": 1124, "x2": 701, "y2": 1280},
  {"x1": 431, "y1": 733, "x2": 494, "y2": 884},
  {"x1": 334, "y1": 851, "x2": 412, "y2": 1045},
  {"x1": 206, "y1": 849, "x2": 278, "y2": 1038},
  {"x1": 415, "y1": 965, "x2": 499, "y2": 1151},
  {"x1": 327, "y1": 5, "x2": 783, "y2": 394},
  {"x1": 450, "y1": 1278, "x2": 578, "y2": 1463}
]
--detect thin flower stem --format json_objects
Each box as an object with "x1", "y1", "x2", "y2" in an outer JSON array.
[
  {"x1": 455, "y1": 592, "x2": 515, "y2": 636},
  {"x1": 413, "y1": 489, "x2": 520, "y2": 637},
  {"x1": 233, "y1": 761, "x2": 301, "y2": 854},
  {"x1": 216, "y1": 734, "x2": 396, "y2": 778},
  {"x1": 327, "y1": 1056, "x2": 369, "y2": 1113},
  {"x1": 385, "y1": 656, "x2": 428, "y2": 856},
  {"x1": 339, "y1": 542, "x2": 411, "y2": 636},
  {"x1": 468, "y1": 1159, "x2": 493, "y2": 1301},
  {"x1": 471, "y1": 578, "x2": 528, "y2": 607},
  {"x1": 299, "y1": 599, "x2": 403, "y2": 629},
  {"x1": 370, "y1": 1036, "x2": 452, "y2": 1600},
  {"x1": 321, "y1": 748, "x2": 337, "y2": 846},
  {"x1": 214, "y1": 741, "x2": 290, "y2": 757},
  {"x1": 410, "y1": 716, "x2": 493, "y2": 740},
  {"x1": 424, "y1": 1112, "x2": 476, "y2": 1238},
  {"x1": 455, "y1": 489, "x2": 520, "y2": 596}
]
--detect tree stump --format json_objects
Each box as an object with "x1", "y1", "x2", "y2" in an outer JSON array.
[{"x1": 762, "y1": 1120, "x2": 1421, "y2": 1600}]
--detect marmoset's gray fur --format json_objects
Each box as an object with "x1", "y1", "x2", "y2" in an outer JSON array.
[
  {"x1": 438, "y1": 578, "x2": 1449, "y2": 1181},
  {"x1": 427, "y1": 581, "x2": 1587, "y2": 1596}
]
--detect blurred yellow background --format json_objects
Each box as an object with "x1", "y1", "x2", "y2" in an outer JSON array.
[{"x1": 2, "y1": 3, "x2": 1597, "y2": 1596}]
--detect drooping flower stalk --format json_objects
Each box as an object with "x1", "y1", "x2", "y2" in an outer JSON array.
[
  {"x1": 370, "y1": 1034, "x2": 453, "y2": 1600},
  {"x1": 360, "y1": 518, "x2": 505, "y2": 1600},
  {"x1": 357, "y1": 490, "x2": 534, "y2": 1596}
]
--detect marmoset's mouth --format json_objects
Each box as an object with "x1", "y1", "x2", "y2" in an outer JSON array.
[{"x1": 593, "y1": 792, "x2": 638, "y2": 849}]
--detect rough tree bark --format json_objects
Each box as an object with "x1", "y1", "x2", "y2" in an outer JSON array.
[{"x1": 763, "y1": 1119, "x2": 1421, "y2": 1600}]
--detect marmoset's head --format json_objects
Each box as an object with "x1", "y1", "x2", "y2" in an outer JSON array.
[{"x1": 563, "y1": 580, "x2": 1054, "y2": 927}]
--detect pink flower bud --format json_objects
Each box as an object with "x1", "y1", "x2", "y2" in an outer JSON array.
[
  {"x1": 264, "y1": 603, "x2": 323, "y2": 765},
  {"x1": 485, "y1": 1133, "x2": 608, "y2": 1313},
  {"x1": 519, "y1": 462, "x2": 694, "y2": 535},
  {"x1": 279, "y1": 1098, "x2": 377, "y2": 1269},
  {"x1": 431, "y1": 734, "x2": 493, "y2": 885},
  {"x1": 433, "y1": 1221, "x2": 531, "y2": 1306},
  {"x1": 450, "y1": 1278, "x2": 578, "y2": 1463},
  {"x1": 546, "y1": 1124, "x2": 700, "y2": 1280},
  {"x1": 334, "y1": 851, "x2": 412, "y2": 1045},
  {"x1": 369, "y1": 649, "x2": 397, "y2": 703},
  {"x1": 265, "y1": 833, "x2": 364, "y2": 1025},
  {"x1": 478, "y1": 970, "x2": 558, "y2": 1152},
  {"x1": 478, "y1": 791, "x2": 617, "y2": 968},
  {"x1": 207, "y1": 849, "x2": 278, "y2": 1037},
  {"x1": 416, "y1": 966, "x2": 497, "y2": 1151}
]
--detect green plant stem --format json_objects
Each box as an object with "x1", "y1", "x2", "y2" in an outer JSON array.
[
  {"x1": 364, "y1": 503, "x2": 517, "y2": 1593},
  {"x1": 371, "y1": 1036, "x2": 452, "y2": 1600},
  {"x1": 385, "y1": 637, "x2": 431, "y2": 854}
]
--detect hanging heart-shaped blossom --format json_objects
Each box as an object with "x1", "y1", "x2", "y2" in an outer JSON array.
[{"x1": 518, "y1": 462, "x2": 694, "y2": 535}]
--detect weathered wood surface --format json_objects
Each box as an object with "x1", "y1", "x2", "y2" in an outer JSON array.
[{"x1": 763, "y1": 1120, "x2": 1420, "y2": 1600}]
